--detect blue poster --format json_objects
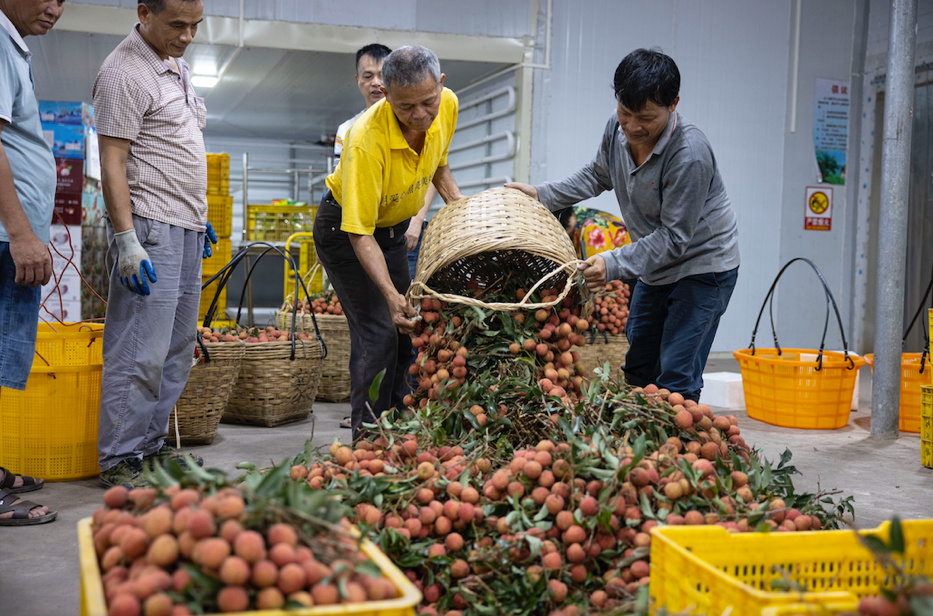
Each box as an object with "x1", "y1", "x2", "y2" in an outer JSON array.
[{"x1": 813, "y1": 78, "x2": 850, "y2": 185}]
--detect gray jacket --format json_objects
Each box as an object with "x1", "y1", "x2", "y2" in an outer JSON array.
[{"x1": 535, "y1": 112, "x2": 740, "y2": 285}]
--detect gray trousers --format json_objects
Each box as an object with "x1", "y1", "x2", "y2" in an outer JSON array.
[{"x1": 98, "y1": 215, "x2": 203, "y2": 471}]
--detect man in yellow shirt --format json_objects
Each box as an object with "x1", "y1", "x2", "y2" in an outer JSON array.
[{"x1": 314, "y1": 45, "x2": 463, "y2": 438}]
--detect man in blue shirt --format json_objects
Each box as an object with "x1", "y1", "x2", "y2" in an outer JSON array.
[{"x1": 0, "y1": 0, "x2": 65, "y2": 526}]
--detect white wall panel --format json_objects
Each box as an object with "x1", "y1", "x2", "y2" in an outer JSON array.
[
  {"x1": 530, "y1": 0, "x2": 791, "y2": 354},
  {"x1": 775, "y1": 1, "x2": 857, "y2": 352},
  {"x1": 68, "y1": 0, "x2": 532, "y2": 37}
]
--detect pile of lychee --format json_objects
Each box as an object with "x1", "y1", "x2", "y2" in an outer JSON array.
[
  {"x1": 283, "y1": 292, "x2": 343, "y2": 316},
  {"x1": 587, "y1": 280, "x2": 630, "y2": 335},
  {"x1": 294, "y1": 390, "x2": 821, "y2": 616},
  {"x1": 408, "y1": 290, "x2": 590, "y2": 410},
  {"x1": 92, "y1": 484, "x2": 398, "y2": 615},
  {"x1": 197, "y1": 325, "x2": 310, "y2": 344}
]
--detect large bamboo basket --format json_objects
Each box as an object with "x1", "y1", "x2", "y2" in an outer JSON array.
[
  {"x1": 409, "y1": 187, "x2": 584, "y2": 311},
  {"x1": 577, "y1": 332, "x2": 629, "y2": 375},
  {"x1": 223, "y1": 338, "x2": 324, "y2": 427},
  {"x1": 278, "y1": 312, "x2": 351, "y2": 402},
  {"x1": 171, "y1": 341, "x2": 245, "y2": 444}
]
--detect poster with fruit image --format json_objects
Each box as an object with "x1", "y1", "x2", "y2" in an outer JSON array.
[{"x1": 55, "y1": 158, "x2": 84, "y2": 194}]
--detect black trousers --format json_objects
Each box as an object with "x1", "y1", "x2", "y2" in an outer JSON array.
[{"x1": 312, "y1": 196, "x2": 413, "y2": 440}]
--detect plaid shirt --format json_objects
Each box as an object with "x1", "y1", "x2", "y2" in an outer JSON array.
[{"x1": 93, "y1": 25, "x2": 207, "y2": 231}]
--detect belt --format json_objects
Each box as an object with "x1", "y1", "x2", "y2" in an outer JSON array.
[{"x1": 322, "y1": 191, "x2": 409, "y2": 240}]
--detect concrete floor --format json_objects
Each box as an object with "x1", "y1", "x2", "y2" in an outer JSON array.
[{"x1": 2, "y1": 359, "x2": 931, "y2": 615}]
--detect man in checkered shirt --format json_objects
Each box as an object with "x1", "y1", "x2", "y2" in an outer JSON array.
[{"x1": 94, "y1": 0, "x2": 217, "y2": 490}]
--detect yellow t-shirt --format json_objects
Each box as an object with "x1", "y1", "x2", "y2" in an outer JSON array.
[{"x1": 325, "y1": 87, "x2": 459, "y2": 235}]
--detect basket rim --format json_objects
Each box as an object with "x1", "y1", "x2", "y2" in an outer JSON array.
[{"x1": 733, "y1": 347, "x2": 867, "y2": 369}]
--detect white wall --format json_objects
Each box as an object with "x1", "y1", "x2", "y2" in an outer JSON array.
[
  {"x1": 530, "y1": 0, "x2": 793, "y2": 354},
  {"x1": 774, "y1": 1, "x2": 858, "y2": 352},
  {"x1": 64, "y1": 0, "x2": 534, "y2": 37}
]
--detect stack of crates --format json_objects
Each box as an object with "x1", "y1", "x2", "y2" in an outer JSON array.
[
  {"x1": 923, "y1": 309, "x2": 933, "y2": 468},
  {"x1": 201, "y1": 154, "x2": 233, "y2": 323}
]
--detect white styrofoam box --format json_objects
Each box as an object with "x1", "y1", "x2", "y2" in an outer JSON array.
[
  {"x1": 701, "y1": 372, "x2": 745, "y2": 409},
  {"x1": 40, "y1": 299, "x2": 81, "y2": 323}
]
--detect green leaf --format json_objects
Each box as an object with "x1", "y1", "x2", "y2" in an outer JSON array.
[
  {"x1": 368, "y1": 368, "x2": 387, "y2": 403},
  {"x1": 888, "y1": 516, "x2": 905, "y2": 554}
]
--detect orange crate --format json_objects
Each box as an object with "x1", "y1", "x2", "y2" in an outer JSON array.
[
  {"x1": 733, "y1": 348, "x2": 865, "y2": 429},
  {"x1": 863, "y1": 353, "x2": 927, "y2": 432}
]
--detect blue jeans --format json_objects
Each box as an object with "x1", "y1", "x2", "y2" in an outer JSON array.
[
  {"x1": 0, "y1": 242, "x2": 41, "y2": 390},
  {"x1": 624, "y1": 267, "x2": 738, "y2": 401},
  {"x1": 98, "y1": 216, "x2": 203, "y2": 471},
  {"x1": 407, "y1": 220, "x2": 427, "y2": 280}
]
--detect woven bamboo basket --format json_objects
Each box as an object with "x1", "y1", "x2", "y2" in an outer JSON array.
[
  {"x1": 171, "y1": 341, "x2": 245, "y2": 444},
  {"x1": 278, "y1": 312, "x2": 351, "y2": 402},
  {"x1": 577, "y1": 332, "x2": 630, "y2": 374},
  {"x1": 223, "y1": 338, "x2": 324, "y2": 427},
  {"x1": 409, "y1": 187, "x2": 584, "y2": 311}
]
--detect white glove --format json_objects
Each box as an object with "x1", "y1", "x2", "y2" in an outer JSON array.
[{"x1": 115, "y1": 229, "x2": 157, "y2": 296}]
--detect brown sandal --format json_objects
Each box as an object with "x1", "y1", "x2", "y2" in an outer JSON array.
[
  {"x1": 0, "y1": 489, "x2": 57, "y2": 526},
  {"x1": 0, "y1": 466, "x2": 43, "y2": 494}
]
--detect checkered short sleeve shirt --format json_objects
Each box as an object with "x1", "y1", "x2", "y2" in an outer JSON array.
[{"x1": 93, "y1": 25, "x2": 207, "y2": 231}]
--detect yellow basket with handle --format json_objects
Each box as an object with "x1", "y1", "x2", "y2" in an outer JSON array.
[
  {"x1": 863, "y1": 353, "x2": 926, "y2": 432},
  {"x1": 650, "y1": 520, "x2": 933, "y2": 616},
  {"x1": 283, "y1": 232, "x2": 323, "y2": 302},
  {"x1": 0, "y1": 322, "x2": 104, "y2": 480},
  {"x1": 734, "y1": 258, "x2": 864, "y2": 430},
  {"x1": 78, "y1": 517, "x2": 421, "y2": 616}
]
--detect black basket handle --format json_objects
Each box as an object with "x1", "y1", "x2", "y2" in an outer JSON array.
[
  {"x1": 200, "y1": 242, "x2": 327, "y2": 361},
  {"x1": 901, "y1": 267, "x2": 933, "y2": 374},
  {"x1": 748, "y1": 258, "x2": 854, "y2": 371}
]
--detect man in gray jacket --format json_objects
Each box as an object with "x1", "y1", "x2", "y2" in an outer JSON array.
[{"x1": 508, "y1": 48, "x2": 739, "y2": 402}]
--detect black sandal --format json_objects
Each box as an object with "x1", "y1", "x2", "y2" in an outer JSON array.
[
  {"x1": 0, "y1": 489, "x2": 57, "y2": 526},
  {"x1": 0, "y1": 466, "x2": 44, "y2": 494}
]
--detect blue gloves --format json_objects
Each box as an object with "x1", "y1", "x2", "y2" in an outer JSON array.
[
  {"x1": 114, "y1": 229, "x2": 157, "y2": 296},
  {"x1": 203, "y1": 221, "x2": 217, "y2": 259}
]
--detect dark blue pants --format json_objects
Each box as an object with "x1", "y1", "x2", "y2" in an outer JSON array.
[
  {"x1": 313, "y1": 198, "x2": 413, "y2": 440},
  {"x1": 623, "y1": 267, "x2": 738, "y2": 402}
]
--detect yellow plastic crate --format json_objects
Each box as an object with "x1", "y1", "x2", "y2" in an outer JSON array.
[
  {"x1": 247, "y1": 204, "x2": 315, "y2": 241},
  {"x1": 207, "y1": 195, "x2": 233, "y2": 238},
  {"x1": 760, "y1": 603, "x2": 857, "y2": 616},
  {"x1": 863, "y1": 353, "x2": 926, "y2": 432},
  {"x1": 78, "y1": 518, "x2": 421, "y2": 616},
  {"x1": 650, "y1": 520, "x2": 933, "y2": 616},
  {"x1": 201, "y1": 237, "x2": 232, "y2": 277},
  {"x1": 922, "y1": 385, "x2": 932, "y2": 468},
  {"x1": 0, "y1": 323, "x2": 103, "y2": 481},
  {"x1": 207, "y1": 153, "x2": 230, "y2": 196},
  {"x1": 199, "y1": 276, "x2": 227, "y2": 322}
]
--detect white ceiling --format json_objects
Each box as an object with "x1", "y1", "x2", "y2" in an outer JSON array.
[{"x1": 29, "y1": 29, "x2": 511, "y2": 142}]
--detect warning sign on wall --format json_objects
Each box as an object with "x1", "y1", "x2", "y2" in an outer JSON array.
[{"x1": 805, "y1": 186, "x2": 833, "y2": 231}]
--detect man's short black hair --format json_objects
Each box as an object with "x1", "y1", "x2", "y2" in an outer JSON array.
[
  {"x1": 356, "y1": 44, "x2": 392, "y2": 73},
  {"x1": 613, "y1": 48, "x2": 680, "y2": 112},
  {"x1": 139, "y1": 0, "x2": 199, "y2": 14}
]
